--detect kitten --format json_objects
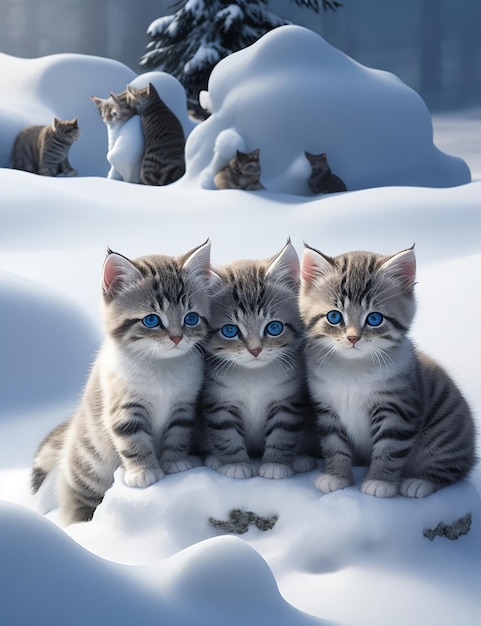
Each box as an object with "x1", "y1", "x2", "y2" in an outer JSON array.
[
  {"x1": 12, "y1": 117, "x2": 80, "y2": 176},
  {"x1": 214, "y1": 149, "x2": 264, "y2": 190},
  {"x1": 305, "y1": 152, "x2": 346, "y2": 194},
  {"x1": 90, "y1": 91, "x2": 138, "y2": 181},
  {"x1": 125, "y1": 82, "x2": 186, "y2": 186},
  {"x1": 299, "y1": 244, "x2": 476, "y2": 498},
  {"x1": 31, "y1": 241, "x2": 212, "y2": 524},
  {"x1": 201, "y1": 241, "x2": 315, "y2": 480}
]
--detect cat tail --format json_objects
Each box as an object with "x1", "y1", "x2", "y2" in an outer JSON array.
[{"x1": 31, "y1": 421, "x2": 69, "y2": 493}]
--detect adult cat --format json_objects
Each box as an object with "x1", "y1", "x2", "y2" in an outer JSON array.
[{"x1": 12, "y1": 117, "x2": 79, "y2": 176}]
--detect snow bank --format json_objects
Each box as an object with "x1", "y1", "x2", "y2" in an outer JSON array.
[
  {"x1": 0, "y1": 271, "x2": 99, "y2": 415},
  {"x1": 0, "y1": 502, "x2": 324, "y2": 626},
  {"x1": 184, "y1": 25, "x2": 471, "y2": 193},
  {"x1": 0, "y1": 52, "x2": 136, "y2": 175}
]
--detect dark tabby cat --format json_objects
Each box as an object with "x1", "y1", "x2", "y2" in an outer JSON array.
[
  {"x1": 299, "y1": 244, "x2": 476, "y2": 498},
  {"x1": 214, "y1": 148, "x2": 264, "y2": 190},
  {"x1": 12, "y1": 117, "x2": 80, "y2": 176},
  {"x1": 125, "y1": 82, "x2": 185, "y2": 186},
  {"x1": 31, "y1": 241, "x2": 212, "y2": 524},
  {"x1": 305, "y1": 152, "x2": 346, "y2": 194},
  {"x1": 202, "y1": 241, "x2": 315, "y2": 480}
]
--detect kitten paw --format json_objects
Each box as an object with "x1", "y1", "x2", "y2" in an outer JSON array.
[
  {"x1": 258, "y1": 463, "x2": 295, "y2": 479},
  {"x1": 219, "y1": 463, "x2": 255, "y2": 479},
  {"x1": 161, "y1": 456, "x2": 201, "y2": 474},
  {"x1": 292, "y1": 455, "x2": 318, "y2": 473},
  {"x1": 400, "y1": 478, "x2": 438, "y2": 498},
  {"x1": 315, "y1": 473, "x2": 352, "y2": 493},
  {"x1": 361, "y1": 479, "x2": 398, "y2": 498},
  {"x1": 65, "y1": 169, "x2": 78, "y2": 177},
  {"x1": 123, "y1": 467, "x2": 165, "y2": 488}
]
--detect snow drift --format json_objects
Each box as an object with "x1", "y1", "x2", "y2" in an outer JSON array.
[{"x1": 185, "y1": 25, "x2": 471, "y2": 193}]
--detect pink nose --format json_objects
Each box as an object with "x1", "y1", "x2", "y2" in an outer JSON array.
[
  {"x1": 170, "y1": 336, "x2": 183, "y2": 345},
  {"x1": 248, "y1": 347, "x2": 262, "y2": 357},
  {"x1": 347, "y1": 336, "x2": 359, "y2": 345}
]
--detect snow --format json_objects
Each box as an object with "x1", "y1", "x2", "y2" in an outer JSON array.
[
  {"x1": 184, "y1": 26, "x2": 471, "y2": 193},
  {"x1": 1, "y1": 24, "x2": 481, "y2": 626}
]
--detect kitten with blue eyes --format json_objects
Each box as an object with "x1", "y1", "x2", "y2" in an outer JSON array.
[
  {"x1": 201, "y1": 241, "x2": 316, "y2": 480},
  {"x1": 31, "y1": 242, "x2": 211, "y2": 524},
  {"x1": 299, "y1": 244, "x2": 476, "y2": 498}
]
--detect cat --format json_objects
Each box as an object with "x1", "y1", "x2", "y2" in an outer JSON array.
[
  {"x1": 201, "y1": 240, "x2": 316, "y2": 480},
  {"x1": 12, "y1": 117, "x2": 80, "y2": 176},
  {"x1": 305, "y1": 151, "x2": 346, "y2": 194},
  {"x1": 90, "y1": 91, "x2": 140, "y2": 182},
  {"x1": 31, "y1": 241, "x2": 212, "y2": 524},
  {"x1": 125, "y1": 82, "x2": 186, "y2": 186},
  {"x1": 299, "y1": 244, "x2": 476, "y2": 498},
  {"x1": 214, "y1": 148, "x2": 264, "y2": 190}
]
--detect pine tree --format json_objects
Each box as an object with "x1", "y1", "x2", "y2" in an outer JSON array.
[
  {"x1": 140, "y1": 0, "x2": 341, "y2": 114},
  {"x1": 139, "y1": 0, "x2": 288, "y2": 113}
]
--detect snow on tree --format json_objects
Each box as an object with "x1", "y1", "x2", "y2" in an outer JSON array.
[{"x1": 139, "y1": 1, "x2": 291, "y2": 113}]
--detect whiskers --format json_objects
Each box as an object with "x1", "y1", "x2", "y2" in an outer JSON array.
[{"x1": 369, "y1": 345, "x2": 394, "y2": 375}]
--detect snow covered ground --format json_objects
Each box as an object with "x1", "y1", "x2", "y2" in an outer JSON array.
[{"x1": 1, "y1": 26, "x2": 481, "y2": 626}]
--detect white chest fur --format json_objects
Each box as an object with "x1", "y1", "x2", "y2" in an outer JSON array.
[{"x1": 101, "y1": 340, "x2": 202, "y2": 431}]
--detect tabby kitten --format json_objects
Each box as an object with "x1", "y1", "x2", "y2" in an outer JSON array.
[
  {"x1": 90, "y1": 91, "x2": 138, "y2": 181},
  {"x1": 299, "y1": 244, "x2": 476, "y2": 498},
  {"x1": 305, "y1": 152, "x2": 346, "y2": 194},
  {"x1": 31, "y1": 241, "x2": 212, "y2": 524},
  {"x1": 125, "y1": 83, "x2": 185, "y2": 186},
  {"x1": 214, "y1": 148, "x2": 264, "y2": 191},
  {"x1": 202, "y1": 241, "x2": 315, "y2": 480},
  {"x1": 12, "y1": 117, "x2": 80, "y2": 176}
]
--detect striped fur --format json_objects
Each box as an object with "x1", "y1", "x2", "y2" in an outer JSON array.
[
  {"x1": 126, "y1": 83, "x2": 185, "y2": 186},
  {"x1": 214, "y1": 149, "x2": 264, "y2": 190},
  {"x1": 201, "y1": 241, "x2": 316, "y2": 480},
  {"x1": 31, "y1": 241, "x2": 211, "y2": 524},
  {"x1": 300, "y1": 244, "x2": 476, "y2": 498},
  {"x1": 12, "y1": 117, "x2": 80, "y2": 177}
]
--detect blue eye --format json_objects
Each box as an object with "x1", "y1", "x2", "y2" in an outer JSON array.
[
  {"x1": 142, "y1": 314, "x2": 161, "y2": 328},
  {"x1": 184, "y1": 312, "x2": 200, "y2": 327},
  {"x1": 366, "y1": 312, "x2": 384, "y2": 327},
  {"x1": 265, "y1": 321, "x2": 284, "y2": 337},
  {"x1": 221, "y1": 324, "x2": 239, "y2": 339},
  {"x1": 326, "y1": 310, "x2": 343, "y2": 325}
]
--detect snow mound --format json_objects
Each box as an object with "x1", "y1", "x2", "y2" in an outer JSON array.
[
  {"x1": 184, "y1": 25, "x2": 471, "y2": 193},
  {"x1": 0, "y1": 53, "x2": 136, "y2": 175},
  {"x1": 0, "y1": 272, "x2": 99, "y2": 414},
  {"x1": 0, "y1": 502, "x2": 325, "y2": 626}
]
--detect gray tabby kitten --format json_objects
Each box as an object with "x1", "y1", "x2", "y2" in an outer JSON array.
[
  {"x1": 202, "y1": 241, "x2": 315, "y2": 480},
  {"x1": 214, "y1": 148, "x2": 264, "y2": 190},
  {"x1": 31, "y1": 241, "x2": 212, "y2": 524},
  {"x1": 12, "y1": 117, "x2": 80, "y2": 176},
  {"x1": 305, "y1": 152, "x2": 346, "y2": 194},
  {"x1": 300, "y1": 244, "x2": 476, "y2": 498},
  {"x1": 90, "y1": 91, "x2": 136, "y2": 180},
  {"x1": 125, "y1": 82, "x2": 185, "y2": 186}
]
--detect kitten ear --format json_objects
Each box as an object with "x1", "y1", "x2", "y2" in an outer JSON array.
[
  {"x1": 181, "y1": 239, "x2": 211, "y2": 279},
  {"x1": 379, "y1": 246, "x2": 416, "y2": 292},
  {"x1": 90, "y1": 96, "x2": 103, "y2": 107},
  {"x1": 102, "y1": 250, "x2": 142, "y2": 299},
  {"x1": 266, "y1": 239, "x2": 299, "y2": 286},
  {"x1": 301, "y1": 244, "x2": 334, "y2": 283}
]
